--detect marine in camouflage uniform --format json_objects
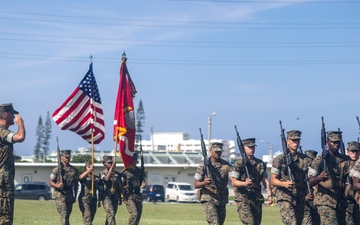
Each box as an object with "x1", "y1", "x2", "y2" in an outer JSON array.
[
  {"x1": 229, "y1": 138, "x2": 272, "y2": 225},
  {"x1": 351, "y1": 155, "x2": 360, "y2": 224},
  {"x1": 308, "y1": 131, "x2": 350, "y2": 225},
  {"x1": 100, "y1": 156, "x2": 122, "y2": 225},
  {"x1": 0, "y1": 103, "x2": 25, "y2": 225},
  {"x1": 344, "y1": 141, "x2": 360, "y2": 225},
  {"x1": 302, "y1": 150, "x2": 320, "y2": 225},
  {"x1": 271, "y1": 130, "x2": 312, "y2": 225},
  {"x1": 122, "y1": 153, "x2": 146, "y2": 225},
  {"x1": 78, "y1": 161, "x2": 102, "y2": 225},
  {"x1": 49, "y1": 150, "x2": 79, "y2": 225},
  {"x1": 194, "y1": 142, "x2": 231, "y2": 225}
]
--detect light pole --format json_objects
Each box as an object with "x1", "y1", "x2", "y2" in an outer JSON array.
[
  {"x1": 261, "y1": 140, "x2": 273, "y2": 165},
  {"x1": 208, "y1": 112, "x2": 217, "y2": 148}
]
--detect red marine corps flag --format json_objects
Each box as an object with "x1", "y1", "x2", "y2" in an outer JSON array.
[
  {"x1": 52, "y1": 62, "x2": 105, "y2": 144},
  {"x1": 114, "y1": 52, "x2": 137, "y2": 169}
]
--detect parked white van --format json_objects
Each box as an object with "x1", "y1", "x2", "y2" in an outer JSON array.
[{"x1": 165, "y1": 182, "x2": 198, "y2": 203}]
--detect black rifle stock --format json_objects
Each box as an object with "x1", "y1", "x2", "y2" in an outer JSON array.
[
  {"x1": 199, "y1": 128, "x2": 210, "y2": 178},
  {"x1": 357, "y1": 116, "x2": 360, "y2": 142},
  {"x1": 279, "y1": 121, "x2": 293, "y2": 182},
  {"x1": 234, "y1": 125, "x2": 251, "y2": 179},
  {"x1": 321, "y1": 117, "x2": 329, "y2": 173},
  {"x1": 56, "y1": 137, "x2": 63, "y2": 184}
]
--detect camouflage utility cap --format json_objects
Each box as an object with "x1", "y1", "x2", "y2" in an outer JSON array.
[
  {"x1": 305, "y1": 150, "x2": 318, "y2": 159},
  {"x1": 103, "y1": 155, "x2": 113, "y2": 163},
  {"x1": 211, "y1": 142, "x2": 223, "y2": 151},
  {"x1": 0, "y1": 103, "x2": 19, "y2": 114},
  {"x1": 327, "y1": 131, "x2": 342, "y2": 142},
  {"x1": 347, "y1": 141, "x2": 360, "y2": 151},
  {"x1": 287, "y1": 130, "x2": 301, "y2": 140},
  {"x1": 61, "y1": 150, "x2": 71, "y2": 157},
  {"x1": 242, "y1": 138, "x2": 256, "y2": 147}
]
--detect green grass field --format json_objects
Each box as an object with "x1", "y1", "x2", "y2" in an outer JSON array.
[{"x1": 14, "y1": 200, "x2": 283, "y2": 224}]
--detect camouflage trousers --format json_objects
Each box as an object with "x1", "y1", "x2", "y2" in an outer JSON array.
[
  {"x1": 125, "y1": 197, "x2": 143, "y2": 225},
  {"x1": 345, "y1": 202, "x2": 360, "y2": 225},
  {"x1": 102, "y1": 196, "x2": 119, "y2": 225},
  {"x1": 317, "y1": 205, "x2": 345, "y2": 225},
  {"x1": 78, "y1": 195, "x2": 97, "y2": 225},
  {"x1": 202, "y1": 201, "x2": 226, "y2": 225},
  {"x1": 302, "y1": 201, "x2": 320, "y2": 225},
  {"x1": 235, "y1": 199, "x2": 262, "y2": 225},
  {"x1": 55, "y1": 198, "x2": 73, "y2": 225},
  {"x1": 277, "y1": 199, "x2": 304, "y2": 225},
  {"x1": 0, "y1": 196, "x2": 14, "y2": 225}
]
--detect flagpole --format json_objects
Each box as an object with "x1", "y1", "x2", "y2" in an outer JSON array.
[{"x1": 91, "y1": 132, "x2": 95, "y2": 195}]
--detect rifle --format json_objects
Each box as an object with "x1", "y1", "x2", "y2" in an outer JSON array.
[
  {"x1": 279, "y1": 121, "x2": 293, "y2": 182},
  {"x1": 321, "y1": 117, "x2": 329, "y2": 173},
  {"x1": 338, "y1": 128, "x2": 346, "y2": 156},
  {"x1": 357, "y1": 116, "x2": 360, "y2": 142},
  {"x1": 199, "y1": 128, "x2": 210, "y2": 178},
  {"x1": 56, "y1": 137, "x2": 63, "y2": 184},
  {"x1": 234, "y1": 125, "x2": 251, "y2": 179},
  {"x1": 299, "y1": 146, "x2": 303, "y2": 154}
]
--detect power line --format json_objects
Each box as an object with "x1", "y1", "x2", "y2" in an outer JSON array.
[
  {"x1": 169, "y1": 0, "x2": 360, "y2": 3},
  {"x1": 0, "y1": 31, "x2": 359, "y2": 48},
  {"x1": 0, "y1": 12, "x2": 359, "y2": 29},
  {"x1": 0, "y1": 53, "x2": 359, "y2": 65}
]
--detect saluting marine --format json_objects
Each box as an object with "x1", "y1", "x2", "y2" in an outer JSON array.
[{"x1": 0, "y1": 103, "x2": 25, "y2": 225}]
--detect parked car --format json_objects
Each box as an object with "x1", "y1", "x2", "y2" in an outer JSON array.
[
  {"x1": 15, "y1": 182, "x2": 52, "y2": 200},
  {"x1": 165, "y1": 182, "x2": 198, "y2": 203},
  {"x1": 142, "y1": 184, "x2": 165, "y2": 202}
]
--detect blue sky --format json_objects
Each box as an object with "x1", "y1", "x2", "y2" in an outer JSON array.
[{"x1": 1, "y1": 0, "x2": 359, "y2": 157}]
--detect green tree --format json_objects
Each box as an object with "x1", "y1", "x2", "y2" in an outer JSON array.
[
  {"x1": 14, "y1": 155, "x2": 22, "y2": 162},
  {"x1": 42, "y1": 111, "x2": 52, "y2": 162},
  {"x1": 135, "y1": 100, "x2": 145, "y2": 150},
  {"x1": 34, "y1": 116, "x2": 43, "y2": 162}
]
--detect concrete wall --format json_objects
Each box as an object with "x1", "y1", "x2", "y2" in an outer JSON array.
[{"x1": 14, "y1": 163, "x2": 199, "y2": 188}]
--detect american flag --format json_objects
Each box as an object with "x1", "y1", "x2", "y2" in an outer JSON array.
[{"x1": 52, "y1": 63, "x2": 105, "y2": 144}]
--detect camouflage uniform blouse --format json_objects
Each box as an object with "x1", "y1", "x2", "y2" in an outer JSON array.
[
  {"x1": 99, "y1": 169, "x2": 122, "y2": 200},
  {"x1": 350, "y1": 158, "x2": 360, "y2": 179},
  {"x1": 271, "y1": 153, "x2": 311, "y2": 203},
  {"x1": 78, "y1": 174, "x2": 102, "y2": 200},
  {"x1": 50, "y1": 165, "x2": 79, "y2": 201},
  {"x1": 122, "y1": 167, "x2": 144, "y2": 201},
  {"x1": 308, "y1": 152, "x2": 349, "y2": 208},
  {"x1": 0, "y1": 125, "x2": 15, "y2": 196},
  {"x1": 194, "y1": 158, "x2": 231, "y2": 205},
  {"x1": 230, "y1": 157, "x2": 267, "y2": 203}
]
